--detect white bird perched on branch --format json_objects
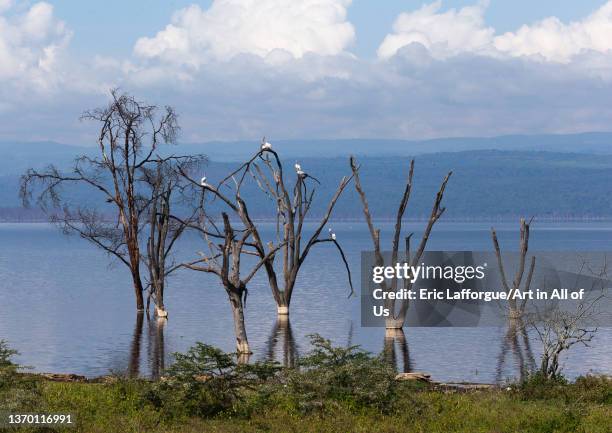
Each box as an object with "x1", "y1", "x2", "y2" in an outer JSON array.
[
  {"x1": 329, "y1": 228, "x2": 336, "y2": 240},
  {"x1": 294, "y1": 162, "x2": 304, "y2": 176},
  {"x1": 200, "y1": 176, "x2": 208, "y2": 187},
  {"x1": 261, "y1": 138, "x2": 272, "y2": 151}
]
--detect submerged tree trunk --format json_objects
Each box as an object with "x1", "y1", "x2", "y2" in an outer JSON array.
[
  {"x1": 154, "y1": 285, "x2": 167, "y2": 317},
  {"x1": 229, "y1": 290, "x2": 251, "y2": 354},
  {"x1": 276, "y1": 286, "x2": 291, "y2": 315}
]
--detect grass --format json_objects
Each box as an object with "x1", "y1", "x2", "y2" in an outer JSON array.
[
  {"x1": 1, "y1": 338, "x2": 611, "y2": 433},
  {"x1": 17, "y1": 379, "x2": 609, "y2": 433}
]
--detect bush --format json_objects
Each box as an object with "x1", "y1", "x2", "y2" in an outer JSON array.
[
  {"x1": 517, "y1": 371, "x2": 612, "y2": 404},
  {"x1": 0, "y1": 340, "x2": 41, "y2": 411},
  {"x1": 143, "y1": 336, "x2": 399, "y2": 419},
  {"x1": 143, "y1": 342, "x2": 279, "y2": 419},
  {"x1": 570, "y1": 375, "x2": 612, "y2": 404},
  {"x1": 273, "y1": 334, "x2": 397, "y2": 413}
]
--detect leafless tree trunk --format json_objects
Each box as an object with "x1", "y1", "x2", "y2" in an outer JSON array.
[
  {"x1": 350, "y1": 156, "x2": 451, "y2": 329},
  {"x1": 194, "y1": 145, "x2": 354, "y2": 317},
  {"x1": 491, "y1": 217, "x2": 536, "y2": 319},
  {"x1": 180, "y1": 206, "x2": 285, "y2": 354},
  {"x1": 528, "y1": 295, "x2": 601, "y2": 380},
  {"x1": 20, "y1": 90, "x2": 181, "y2": 312},
  {"x1": 141, "y1": 156, "x2": 204, "y2": 317}
]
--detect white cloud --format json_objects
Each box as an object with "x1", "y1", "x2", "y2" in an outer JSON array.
[
  {"x1": 134, "y1": 0, "x2": 355, "y2": 66},
  {"x1": 378, "y1": 1, "x2": 612, "y2": 63},
  {"x1": 5, "y1": 0, "x2": 612, "y2": 144},
  {"x1": 0, "y1": 2, "x2": 71, "y2": 86},
  {"x1": 377, "y1": 1, "x2": 494, "y2": 59},
  {"x1": 495, "y1": 2, "x2": 612, "y2": 62}
]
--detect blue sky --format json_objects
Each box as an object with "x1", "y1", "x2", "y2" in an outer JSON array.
[
  {"x1": 46, "y1": 0, "x2": 608, "y2": 58},
  {"x1": 2, "y1": 0, "x2": 612, "y2": 144}
]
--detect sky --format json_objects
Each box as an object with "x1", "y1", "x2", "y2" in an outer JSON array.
[{"x1": 2, "y1": 0, "x2": 612, "y2": 144}]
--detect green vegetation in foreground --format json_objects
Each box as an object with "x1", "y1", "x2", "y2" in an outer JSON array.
[{"x1": 1, "y1": 339, "x2": 611, "y2": 433}]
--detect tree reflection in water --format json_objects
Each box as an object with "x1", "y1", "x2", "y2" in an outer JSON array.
[
  {"x1": 496, "y1": 318, "x2": 535, "y2": 382},
  {"x1": 383, "y1": 328, "x2": 411, "y2": 373},
  {"x1": 266, "y1": 316, "x2": 298, "y2": 367},
  {"x1": 148, "y1": 317, "x2": 166, "y2": 379}
]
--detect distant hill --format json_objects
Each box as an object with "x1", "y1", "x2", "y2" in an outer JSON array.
[
  {"x1": 3, "y1": 150, "x2": 612, "y2": 220},
  {"x1": 187, "y1": 132, "x2": 612, "y2": 162},
  {"x1": 2, "y1": 131, "x2": 612, "y2": 175}
]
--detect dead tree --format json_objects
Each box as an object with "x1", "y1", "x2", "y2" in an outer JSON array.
[
  {"x1": 20, "y1": 90, "x2": 180, "y2": 311},
  {"x1": 198, "y1": 144, "x2": 354, "y2": 316},
  {"x1": 526, "y1": 257, "x2": 607, "y2": 380},
  {"x1": 140, "y1": 155, "x2": 205, "y2": 318},
  {"x1": 528, "y1": 296, "x2": 601, "y2": 380},
  {"x1": 350, "y1": 156, "x2": 451, "y2": 329},
  {"x1": 180, "y1": 206, "x2": 285, "y2": 355},
  {"x1": 491, "y1": 218, "x2": 536, "y2": 381},
  {"x1": 491, "y1": 217, "x2": 536, "y2": 319}
]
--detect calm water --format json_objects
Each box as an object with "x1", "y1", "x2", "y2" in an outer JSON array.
[{"x1": 0, "y1": 222, "x2": 611, "y2": 384}]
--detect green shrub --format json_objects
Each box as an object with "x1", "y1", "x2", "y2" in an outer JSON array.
[
  {"x1": 517, "y1": 371, "x2": 612, "y2": 405},
  {"x1": 0, "y1": 340, "x2": 41, "y2": 411},
  {"x1": 143, "y1": 342, "x2": 279, "y2": 419},
  {"x1": 570, "y1": 375, "x2": 612, "y2": 404},
  {"x1": 273, "y1": 334, "x2": 397, "y2": 413}
]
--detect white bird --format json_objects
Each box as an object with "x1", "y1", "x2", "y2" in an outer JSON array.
[
  {"x1": 261, "y1": 141, "x2": 272, "y2": 151},
  {"x1": 200, "y1": 176, "x2": 207, "y2": 187},
  {"x1": 295, "y1": 162, "x2": 305, "y2": 177},
  {"x1": 329, "y1": 228, "x2": 336, "y2": 240}
]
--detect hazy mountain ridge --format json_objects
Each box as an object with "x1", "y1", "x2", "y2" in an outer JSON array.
[
  {"x1": 2, "y1": 131, "x2": 612, "y2": 175},
  {"x1": 2, "y1": 149, "x2": 612, "y2": 220}
]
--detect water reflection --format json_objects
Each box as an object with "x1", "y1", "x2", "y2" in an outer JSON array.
[
  {"x1": 383, "y1": 328, "x2": 411, "y2": 373},
  {"x1": 148, "y1": 317, "x2": 166, "y2": 379},
  {"x1": 127, "y1": 313, "x2": 167, "y2": 378},
  {"x1": 266, "y1": 317, "x2": 299, "y2": 367},
  {"x1": 496, "y1": 318, "x2": 535, "y2": 382},
  {"x1": 2, "y1": 223, "x2": 611, "y2": 383},
  {"x1": 128, "y1": 313, "x2": 144, "y2": 378}
]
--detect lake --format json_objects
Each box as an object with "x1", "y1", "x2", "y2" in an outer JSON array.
[{"x1": 0, "y1": 221, "x2": 611, "y2": 384}]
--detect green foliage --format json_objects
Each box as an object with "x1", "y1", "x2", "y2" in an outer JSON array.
[
  {"x1": 33, "y1": 375, "x2": 612, "y2": 433},
  {"x1": 572, "y1": 375, "x2": 612, "y2": 404},
  {"x1": 0, "y1": 339, "x2": 18, "y2": 370},
  {"x1": 517, "y1": 371, "x2": 612, "y2": 406},
  {"x1": 272, "y1": 334, "x2": 397, "y2": 413},
  {"x1": 143, "y1": 342, "x2": 280, "y2": 419},
  {"x1": 1, "y1": 339, "x2": 610, "y2": 432},
  {"x1": 0, "y1": 340, "x2": 41, "y2": 411}
]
